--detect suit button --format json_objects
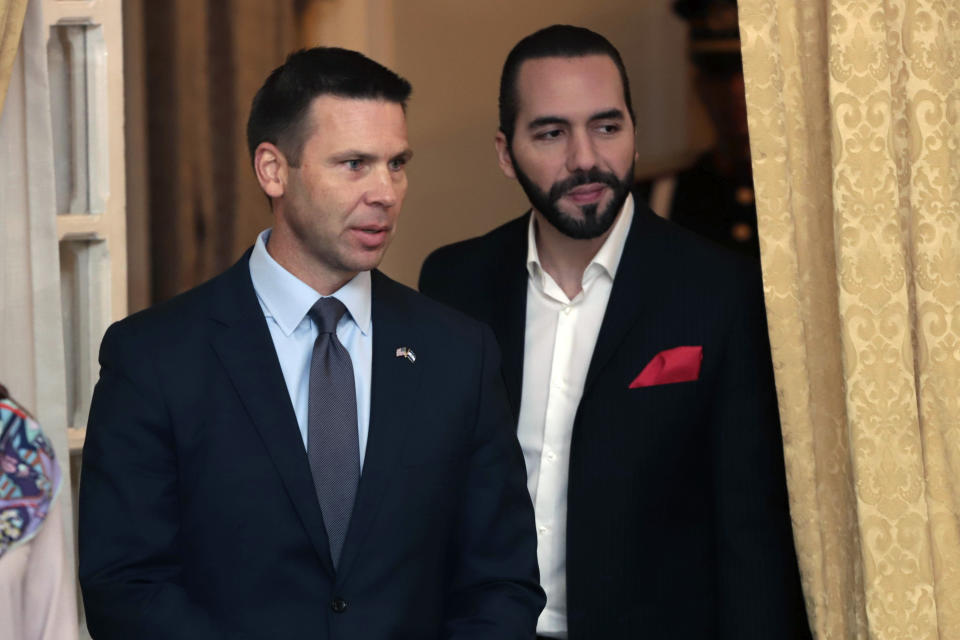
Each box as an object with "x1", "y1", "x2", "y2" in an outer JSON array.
[{"x1": 330, "y1": 598, "x2": 348, "y2": 613}]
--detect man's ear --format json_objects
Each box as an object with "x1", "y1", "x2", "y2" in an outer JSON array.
[
  {"x1": 494, "y1": 131, "x2": 517, "y2": 180},
  {"x1": 254, "y1": 142, "x2": 288, "y2": 199}
]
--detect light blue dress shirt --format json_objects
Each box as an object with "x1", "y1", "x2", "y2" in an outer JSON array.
[{"x1": 248, "y1": 229, "x2": 372, "y2": 468}]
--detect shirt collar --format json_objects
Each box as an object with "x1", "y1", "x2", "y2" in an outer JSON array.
[
  {"x1": 249, "y1": 229, "x2": 372, "y2": 336},
  {"x1": 526, "y1": 192, "x2": 635, "y2": 287}
]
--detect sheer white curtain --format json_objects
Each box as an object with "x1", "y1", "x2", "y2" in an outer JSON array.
[
  {"x1": 0, "y1": 1, "x2": 76, "y2": 633},
  {"x1": 0, "y1": 0, "x2": 67, "y2": 455}
]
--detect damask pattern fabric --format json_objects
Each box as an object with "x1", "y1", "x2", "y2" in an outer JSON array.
[
  {"x1": 739, "y1": 1, "x2": 960, "y2": 638},
  {"x1": 0, "y1": 399, "x2": 61, "y2": 558}
]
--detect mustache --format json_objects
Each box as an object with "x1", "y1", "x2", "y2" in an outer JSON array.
[{"x1": 548, "y1": 168, "x2": 621, "y2": 202}]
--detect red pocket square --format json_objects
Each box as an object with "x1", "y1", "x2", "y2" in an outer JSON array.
[{"x1": 629, "y1": 346, "x2": 703, "y2": 388}]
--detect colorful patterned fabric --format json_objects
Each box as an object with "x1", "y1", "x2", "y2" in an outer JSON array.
[{"x1": 0, "y1": 399, "x2": 61, "y2": 558}]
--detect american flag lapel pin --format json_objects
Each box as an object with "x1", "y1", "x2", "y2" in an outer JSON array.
[{"x1": 395, "y1": 347, "x2": 416, "y2": 363}]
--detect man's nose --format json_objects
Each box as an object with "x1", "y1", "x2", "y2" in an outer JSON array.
[
  {"x1": 566, "y1": 130, "x2": 598, "y2": 172},
  {"x1": 365, "y1": 165, "x2": 400, "y2": 208}
]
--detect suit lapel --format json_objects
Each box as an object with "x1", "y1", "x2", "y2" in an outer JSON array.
[
  {"x1": 335, "y1": 271, "x2": 424, "y2": 582},
  {"x1": 487, "y1": 214, "x2": 530, "y2": 419},
  {"x1": 209, "y1": 255, "x2": 335, "y2": 576},
  {"x1": 583, "y1": 206, "x2": 668, "y2": 395}
]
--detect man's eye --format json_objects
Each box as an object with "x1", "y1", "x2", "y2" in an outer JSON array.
[
  {"x1": 596, "y1": 123, "x2": 621, "y2": 134},
  {"x1": 388, "y1": 157, "x2": 407, "y2": 171},
  {"x1": 535, "y1": 129, "x2": 564, "y2": 140},
  {"x1": 345, "y1": 159, "x2": 364, "y2": 170}
]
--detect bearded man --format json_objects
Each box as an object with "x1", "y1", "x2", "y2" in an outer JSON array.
[{"x1": 420, "y1": 24, "x2": 810, "y2": 640}]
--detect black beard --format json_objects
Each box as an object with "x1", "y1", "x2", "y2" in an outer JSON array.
[{"x1": 510, "y1": 152, "x2": 634, "y2": 240}]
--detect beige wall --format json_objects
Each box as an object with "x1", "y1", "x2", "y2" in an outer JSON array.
[{"x1": 344, "y1": 1, "x2": 693, "y2": 288}]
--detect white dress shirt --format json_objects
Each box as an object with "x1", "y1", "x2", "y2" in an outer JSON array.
[
  {"x1": 248, "y1": 229, "x2": 373, "y2": 468},
  {"x1": 518, "y1": 195, "x2": 634, "y2": 638}
]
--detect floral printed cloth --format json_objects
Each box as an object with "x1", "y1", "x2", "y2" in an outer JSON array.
[{"x1": 0, "y1": 398, "x2": 61, "y2": 558}]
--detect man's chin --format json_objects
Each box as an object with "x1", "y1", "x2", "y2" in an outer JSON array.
[
  {"x1": 541, "y1": 197, "x2": 620, "y2": 239},
  {"x1": 343, "y1": 247, "x2": 390, "y2": 274},
  {"x1": 557, "y1": 202, "x2": 603, "y2": 223}
]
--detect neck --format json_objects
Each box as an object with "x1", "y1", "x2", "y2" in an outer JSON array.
[
  {"x1": 266, "y1": 225, "x2": 354, "y2": 296},
  {"x1": 532, "y1": 210, "x2": 613, "y2": 300}
]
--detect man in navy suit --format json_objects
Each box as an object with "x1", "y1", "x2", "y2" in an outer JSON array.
[
  {"x1": 79, "y1": 47, "x2": 543, "y2": 639},
  {"x1": 420, "y1": 25, "x2": 809, "y2": 639}
]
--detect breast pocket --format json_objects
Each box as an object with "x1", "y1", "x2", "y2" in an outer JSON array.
[
  {"x1": 627, "y1": 378, "x2": 701, "y2": 417},
  {"x1": 577, "y1": 379, "x2": 707, "y2": 488}
]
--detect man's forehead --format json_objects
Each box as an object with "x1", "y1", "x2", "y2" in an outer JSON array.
[
  {"x1": 301, "y1": 95, "x2": 408, "y2": 150},
  {"x1": 514, "y1": 54, "x2": 626, "y2": 118}
]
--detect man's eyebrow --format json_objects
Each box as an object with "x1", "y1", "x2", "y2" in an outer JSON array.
[
  {"x1": 330, "y1": 150, "x2": 376, "y2": 162},
  {"x1": 330, "y1": 149, "x2": 414, "y2": 163},
  {"x1": 527, "y1": 109, "x2": 625, "y2": 130},
  {"x1": 589, "y1": 108, "x2": 626, "y2": 122},
  {"x1": 528, "y1": 116, "x2": 570, "y2": 130}
]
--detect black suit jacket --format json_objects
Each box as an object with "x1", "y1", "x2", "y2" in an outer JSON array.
[
  {"x1": 78, "y1": 253, "x2": 544, "y2": 640},
  {"x1": 419, "y1": 205, "x2": 809, "y2": 639}
]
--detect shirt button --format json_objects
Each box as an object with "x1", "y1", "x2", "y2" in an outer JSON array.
[
  {"x1": 538, "y1": 525, "x2": 549, "y2": 534},
  {"x1": 330, "y1": 598, "x2": 348, "y2": 613},
  {"x1": 562, "y1": 306, "x2": 572, "y2": 315}
]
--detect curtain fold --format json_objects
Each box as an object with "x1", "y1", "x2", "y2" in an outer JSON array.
[
  {"x1": 0, "y1": 0, "x2": 27, "y2": 117},
  {"x1": 128, "y1": 0, "x2": 297, "y2": 303},
  {"x1": 739, "y1": 0, "x2": 960, "y2": 638}
]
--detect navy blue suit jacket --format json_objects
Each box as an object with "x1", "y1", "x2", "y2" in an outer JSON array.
[
  {"x1": 79, "y1": 254, "x2": 544, "y2": 639},
  {"x1": 419, "y1": 206, "x2": 810, "y2": 639}
]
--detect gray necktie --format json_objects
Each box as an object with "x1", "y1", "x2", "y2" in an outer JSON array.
[{"x1": 307, "y1": 297, "x2": 360, "y2": 568}]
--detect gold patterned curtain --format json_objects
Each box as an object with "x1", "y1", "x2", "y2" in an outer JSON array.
[
  {"x1": 0, "y1": 0, "x2": 27, "y2": 117},
  {"x1": 738, "y1": 0, "x2": 960, "y2": 638}
]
